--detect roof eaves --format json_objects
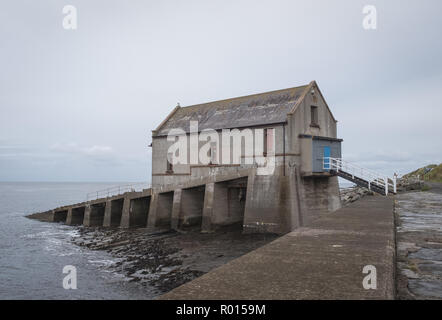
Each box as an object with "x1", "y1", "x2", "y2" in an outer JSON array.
[
  {"x1": 287, "y1": 81, "x2": 315, "y2": 115},
  {"x1": 152, "y1": 105, "x2": 181, "y2": 135}
]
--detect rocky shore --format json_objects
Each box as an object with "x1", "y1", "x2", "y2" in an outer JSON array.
[{"x1": 70, "y1": 224, "x2": 278, "y2": 297}]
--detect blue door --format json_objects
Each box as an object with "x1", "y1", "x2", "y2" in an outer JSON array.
[{"x1": 323, "y1": 146, "x2": 331, "y2": 170}]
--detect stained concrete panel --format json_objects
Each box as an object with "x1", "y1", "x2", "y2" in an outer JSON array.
[
  {"x1": 180, "y1": 186, "x2": 205, "y2": 229},
  {"x1": 53, "y1": 210, "x2": 68, "y2": 223},
  {"x1": 103, "y1": 198, "x2": 124, "y2": 227},
  {"x1": 84, "y1": 203, "x2": 106, "y2": 227},
  {"x1": 129, "y1": 196, "x2": 150, "y2": 228},
  {"x1": 67, "y1": 207, "x2": 85, "y2": 225}
]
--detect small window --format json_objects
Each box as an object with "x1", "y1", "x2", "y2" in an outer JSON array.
[
  {"x1": 166, "y1": 152, "x2": 173, "y2": 173},
  {"x1": 311, "y1": 106, "x2": 319, "y2": 126}
]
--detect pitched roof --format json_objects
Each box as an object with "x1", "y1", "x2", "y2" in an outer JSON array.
[{"x1": 153, "y1": 83, "x2": 310, "y2": 136}]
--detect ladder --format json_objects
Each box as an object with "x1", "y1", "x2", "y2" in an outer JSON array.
[{"x1": 323, "y1": 157, "x2": 396, "y2": 195}]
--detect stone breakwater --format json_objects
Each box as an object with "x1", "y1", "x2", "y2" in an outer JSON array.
[{"x1": 340, "y1": 186, "x2": 374, "y2": 206}]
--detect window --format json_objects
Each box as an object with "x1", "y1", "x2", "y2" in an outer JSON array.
[
  {"x1": 311, "y1": 106, "x2": 319, "y2": 126},
  {"x1": 166, "y1": 152, "x2": 173, "y2": 173}
]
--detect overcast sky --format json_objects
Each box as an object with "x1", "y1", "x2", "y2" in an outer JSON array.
[{"x1": 1, "y1": 0, "x2": 441, "y2": 182}]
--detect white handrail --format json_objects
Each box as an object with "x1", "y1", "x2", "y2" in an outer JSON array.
[
  {"x1": 86, "y1": 182, "x2": 151, "y2": 201},
  {"x1": 324, "y1": 157, "x2": 396, "y2": 195}
]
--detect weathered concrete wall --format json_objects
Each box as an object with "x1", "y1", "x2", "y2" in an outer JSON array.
[
  {"x1": 66, "y1": 206, "x2": 85, "y2": 225},
  {"x1": 103, "y1": 198, "x2": 124, "y2": 227},
  {"x1": 83, "y1": 203, "x2": 105, "y2": 227},
  {"x1": 152, "y1": 124, "x2": 286, "y2": 188},
  {"x1": 53, "y1": 209, "x2": 68, "y2": 223},
  {"x1": 302, "y1": 175, "x2": 341, "y2": 225},
  {"x1": 244, "y1": 170, "x2": 293, "y2": 234},
  {"x1": 120, "y1": 190, "x2": 152, "y2": 228},
  {"x1": 129, "y1": 196, "x2": 150, "y2": 228},
  {"x1": 147, "y1": 191, "x2": 174, "y2": 229},
  {"x1": 178, "y1": 186, "x2": 205, "y2": 229}
]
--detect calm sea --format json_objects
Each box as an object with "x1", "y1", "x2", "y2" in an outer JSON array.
[{"x1": 0, "y1": 182, "x2": 152, "y2": 300}]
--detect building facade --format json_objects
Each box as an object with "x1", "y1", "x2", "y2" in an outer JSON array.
[{"x1": 148, "y1": 81, "x2": 342, "y2": 234}]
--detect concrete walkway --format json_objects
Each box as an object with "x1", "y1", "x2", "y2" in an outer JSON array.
[{"x1": 160, "y1": 195, "x2": 395, "y2": 299}]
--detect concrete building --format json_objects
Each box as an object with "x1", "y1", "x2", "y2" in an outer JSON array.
[
  {"x1": 33, "y1": 81, "x2": 397, "y2": 234},
  {"x1": 148, "y1": 81, "x2": 343, "y2": 234}
]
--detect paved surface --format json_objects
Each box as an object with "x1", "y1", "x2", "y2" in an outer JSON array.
[
  {"x1": 396, "y1": 184, "x2": 442, "y2": 299},
  {"x1": 160, "y1": 195, "x2": 395, "y2": 299}
]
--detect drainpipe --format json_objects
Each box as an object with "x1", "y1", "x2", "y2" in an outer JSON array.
[{"x1": 283, "y1": 124, "x2": 286, "y2": 176}]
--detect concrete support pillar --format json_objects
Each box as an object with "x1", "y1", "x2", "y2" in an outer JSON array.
[
  {"x1": 201, "y1": 183, "x2": 215, "y2": 233},
  {"x1": 66, "y1": 208, "x2": 73, "y2": 225},
  {"x1": 120, "y1": 197, "x2": 131, "y2": 228},
  {"x1": 171, "y1": 189, "x2": 182, "y2": 230},
  {"x1": 147, "y1": 192, "x2": 173, "y2": 230},
  {"x1": 103, "y1": 200, "x2": 112, "y2": 227},
  {"x1": 83, "y1": 205, "x2": 92, "y2": 226},
  {"x1": 243, "y1": 169, "x2": 292, "y2": 234}
]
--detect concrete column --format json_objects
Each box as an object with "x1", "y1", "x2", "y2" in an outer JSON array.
[
  {"x1": 201, "y1": 183, "x2": 215, "y2": 233},
  {"x1": 103, "y1": 198, "x2": 125, "y2": 227},
  {"x1": 83, "y1": 205, "x2": 92, "y2": 226},
  {"x1": 171, "y1": 189, "x2": 182, "y2": 230},
  {"x1": 103, "y1": 200, "x2": 112, "y2": 227},
  {"x1": 147, "y1": 192, "x2": 173, "y2": 230},
  {"x1": 120, "y1": 197, "x2": 131, "y2": 228},
  {"x1": 147, "y1": 193, "x2": 159, "y2": 229},
  {"x1": 66, "y1": 208, "x2": 73, "y2": 225},
  {"x1": 243, "y1": 169, "x2": 292, "y2": 234}
]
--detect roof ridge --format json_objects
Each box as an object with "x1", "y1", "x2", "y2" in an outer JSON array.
[{"x1": 180, "y1": 84, "x2": 309, "y2": 109}]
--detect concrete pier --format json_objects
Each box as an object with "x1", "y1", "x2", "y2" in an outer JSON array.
[{"x1": 160, "y1": 195, "x2": 395, "y2": 300}]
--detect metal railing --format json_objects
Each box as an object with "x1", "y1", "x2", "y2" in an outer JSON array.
[
  {"x1": 86, "y1": 182, "x2": 151, "y2": 201},
  {"x1": 324, "y1": 157, "x2": 397, "y2": 195}
]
